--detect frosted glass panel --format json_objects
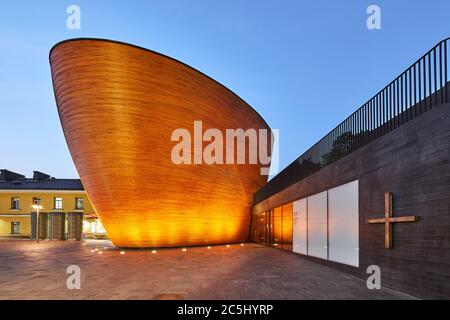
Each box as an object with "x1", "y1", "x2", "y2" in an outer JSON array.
[
  {"x1": 307, "y1": 191, "x2": 328, "y2": 259},
  {"x1": 292, "y1": 198, "x2": 307, "y2": 254},
  {"x1": 328, "y1": 180, "x2": 359, "y2": 267}
]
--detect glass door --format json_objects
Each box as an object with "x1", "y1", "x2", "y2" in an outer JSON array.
[{"x1": 258, "y1": 211, "x2": 268, "y2": 245}]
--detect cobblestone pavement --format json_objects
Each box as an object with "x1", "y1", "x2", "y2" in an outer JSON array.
[{"x1": 0, "y1": 239, "x2": 415, "y2": 300}]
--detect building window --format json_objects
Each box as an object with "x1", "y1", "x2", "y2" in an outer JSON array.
[
  {"x1": 11, "y1": 222, "x2": 20, "y2": 234},
  {"x1": 292, "y1": 180, "x2": 359, "y2": 267},
  {"x1": 75, "y1": 197, "x2": 84, "y2": 210},
  {"x1": 11, "y1": 197, "x2": 20, "y2": 210},
  {"x1": 33, "y1": 197, "x2": 41, "y2": 205},
  {"x1": 54, "y1": 197, "x2": 63, "y2": 210}
]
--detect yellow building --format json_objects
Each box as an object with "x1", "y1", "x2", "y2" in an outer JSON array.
[{"x1": 0, "y1": 169, "x2": 106, "y2": 240}]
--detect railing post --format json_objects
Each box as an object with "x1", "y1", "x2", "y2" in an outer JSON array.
[
  {"x1": 414, "y1": 63, "x2": 417, "y2": 119},
  {"x1": 398, "y1": 77, "x2": 401, "y2": 127},
  {"x1": 423, "y1": 56, "x2": 426, "y2": 111},
  {"x1": 409, "y1": 67, "x2": 413, "y2": 121},
  {"x1": 440, "y1": 42, "x2": 444, "y2": 104},
  {"x1": 381, "y1": 90, "x2": 384, "y2": 134},
  {"x1": 389, "y1": 84, "x2": 393, "y2": 131},
  {"x1": 428, "y1": 52, "x2": 432, "y2": 110},
  {"x1": 434, "y1": 48, "x2": 437, "y2": 107},
  {"x1": 400, "y1": 73, "x2": 404, "y2": 125},
  {"x1": 443, "y1": 40, "x2": 448, "y2": 103},
  {"x1": 418, "y1": 59, "x2": 422, "y2": 115},
  {"x1": 385, "y1": 87, "x2": 388, "y2": 133}
]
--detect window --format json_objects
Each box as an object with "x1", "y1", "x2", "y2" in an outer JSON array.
[
  {"x1": 33, "y1": 197, "x2": 41, "y2": 205},
  {"x1": 292, "y1": 180, "x2": 359, "y2": 267},
  {"x1": 293, "y1": 198, "x2": 307, "y2": 255},
  {"x1": 11, "y1": 222, "x2": 20, "y2": 234},
  {"x1": 307, "y1": 191, "x2": 328, "y2": 260},
  {"x1": 54, "y1": 197, "x2": 63, "y2": 210},
  {"x1": 75, "y1": 197, "x2": 84, "y2": 210},
  {"x1": 11, "y1": 197, "x2": 20, "y2": 210},
  {"x1": 328, "y1": 180, "x2": 359, "y2": 267}
]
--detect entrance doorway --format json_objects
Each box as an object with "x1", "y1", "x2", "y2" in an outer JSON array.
[
  {"x1": 252, "y1": 210, "x2": 274, "y2": 246},
  {"x1": 251, "y1": 204, "x2": 293, "y2": 251}
]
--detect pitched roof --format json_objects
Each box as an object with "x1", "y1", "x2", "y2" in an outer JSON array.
[{"x1": 0, "y1": 170, "x2": 84, "y2": 191}]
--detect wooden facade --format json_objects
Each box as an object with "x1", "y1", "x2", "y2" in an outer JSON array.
[{"x1": 50, "y1": 39, "x2": 271, "y2": 248}]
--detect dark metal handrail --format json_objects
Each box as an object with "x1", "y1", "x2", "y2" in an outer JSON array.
[{"x1": 255, "y1": 38, "x2": 450, "y2": 204}]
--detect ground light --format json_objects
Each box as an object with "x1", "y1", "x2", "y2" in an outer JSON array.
[{"x1": 90, "y1": 243, "x2": 244, "y2": 256}]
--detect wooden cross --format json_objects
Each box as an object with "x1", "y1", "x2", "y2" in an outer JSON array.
[{"x1": 367, "y1": 192, "x2": 419, "y2": 249}]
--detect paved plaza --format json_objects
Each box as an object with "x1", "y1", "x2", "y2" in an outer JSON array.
[{"x1": 0, "y1": 239, "x2": 415, "y2": 300}]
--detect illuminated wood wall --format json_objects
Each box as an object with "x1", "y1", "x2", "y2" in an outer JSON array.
[{"x1": 49, "y1": 39, "x2": 271, "y2": 248}]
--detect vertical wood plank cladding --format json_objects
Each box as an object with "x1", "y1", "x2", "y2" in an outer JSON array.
[{"x1": 50, "y1": 39, "x2": 271, "y2": 248}]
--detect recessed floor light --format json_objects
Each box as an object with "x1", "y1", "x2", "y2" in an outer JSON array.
[
  {"x1": 152, "y1": 250, "x2": 157, "y2": 254},
  {"x1": 226, "y1": 245, "x2": 230, "y2": 248},
  {"x1": 207, "y1": 246, "x2": 211, "y2": 249},
  {"x1": 182, "y1": 248, "x2": 187, "y2": 252},
  {"x1": 120, "y1": 251, "x2": 125, "y2": 255},
  {"x1": 98, "y1": 251, "x2": 103, "y2": 254}
]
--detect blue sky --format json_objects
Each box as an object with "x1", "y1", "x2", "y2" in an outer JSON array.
[{"x1": 1, "y1": 1, "x2": 449, "y2": 178}]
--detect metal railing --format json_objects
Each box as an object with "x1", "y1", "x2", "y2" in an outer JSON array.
[{"x1": 255, "y1": 38, "x2": 450, "y2": 204}]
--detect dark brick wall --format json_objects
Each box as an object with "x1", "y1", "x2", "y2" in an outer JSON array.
[{"x1": 253, "y1": 102, "x2": 450, "y2": 299}]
